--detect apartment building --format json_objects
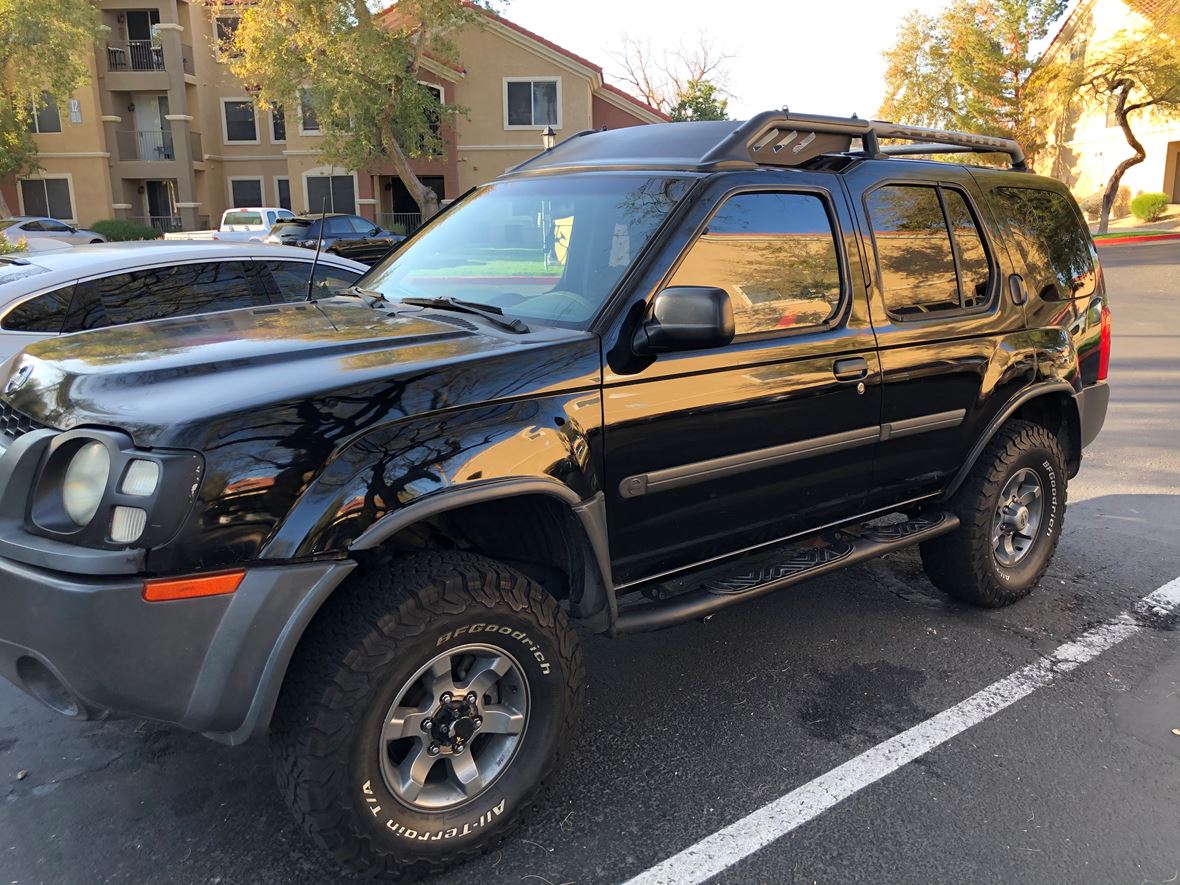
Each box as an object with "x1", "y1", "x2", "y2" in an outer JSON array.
[
  {"x1": 1, "y1": 2, "x2": 666, "y2": 233},
  {"x1": 1040, "y1": 0, "x2": 1180, "y2": 203}
]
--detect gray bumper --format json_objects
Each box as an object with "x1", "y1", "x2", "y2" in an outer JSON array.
[
  {"x1": 1075, "y1": 380, "x2": 1110, "y2": 449},
  {"x1": 0, "y1": 557, "x2": 355, "y2": 744}
]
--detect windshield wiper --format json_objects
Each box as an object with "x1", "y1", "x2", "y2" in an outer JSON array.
[
  {"x1": 400, "y1": 296, "x2": 530, "y2": 334},
  {"x1": 340, "y1": 285, "x2": 389, "y2": 308}
]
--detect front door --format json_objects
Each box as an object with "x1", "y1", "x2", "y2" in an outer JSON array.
[
  {"x1": 145, "y1": 180, "x2": 176, "y2": 230},
  {"x1": 603, "y1": 175, "x2": 880, "y2": 586}
]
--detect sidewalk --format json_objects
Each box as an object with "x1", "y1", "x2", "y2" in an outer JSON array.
[{"x1": 1089, "y1": 208, "x2": 1180, "y2": 236}]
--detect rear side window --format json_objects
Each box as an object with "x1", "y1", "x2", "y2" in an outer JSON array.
[
  {"x1": 67, "y1": 261, "x2": 267, "y2": 331},
  {"x1": 324, "y1": 217, "x2": 352, "y2": 236},
  {"x1": 668, "y1": 191, "x2": 843, "y2": 335},
  {"x1": 992, "y1": 187, "x2": 1095, "y2": 300},
  {"x1": 259, "y1": 260, "x2": 361, "y2": 302},
  {"x1": 1, "y1": 285, "x2": 75, "y2": 333},
  {"x1": 866, "y1": 184, "x2": 994, "y2": 318}
]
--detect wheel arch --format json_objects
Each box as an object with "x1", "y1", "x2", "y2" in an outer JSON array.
[{"x1": 941, "y1": 381, "x2": 1081, "y2": 500}]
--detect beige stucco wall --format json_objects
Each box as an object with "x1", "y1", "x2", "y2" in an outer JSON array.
[{"x1": 1041, "y1": 0, "x2": 1180, "y2": 202}]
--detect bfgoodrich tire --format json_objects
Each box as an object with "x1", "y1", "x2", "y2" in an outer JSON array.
[
  {"x1": 271, "y1": 551, "x2": 584, "y2": 881},
  {"x1": 921, "y1": 420, "x2": 1066, "y2": 607}
]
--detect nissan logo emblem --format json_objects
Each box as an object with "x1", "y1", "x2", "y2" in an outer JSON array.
[{"x1": 4, "y1": 364, "x2": 33, "y2": 395}]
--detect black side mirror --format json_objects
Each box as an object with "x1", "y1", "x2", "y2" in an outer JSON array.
[{"x1": 632, "y1": 286, "x2": 735, "y2": 354}]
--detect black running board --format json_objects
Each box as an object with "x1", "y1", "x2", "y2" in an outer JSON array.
[{"x1": 613, "y1": 512, "x2": 959, "y2": 634}]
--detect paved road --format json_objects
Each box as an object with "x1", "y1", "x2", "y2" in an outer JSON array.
[{"x1": 2, "y1": 242, "x2": 1178, "y2": 885}]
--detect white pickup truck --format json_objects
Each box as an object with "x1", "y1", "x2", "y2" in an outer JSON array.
[{"x1": 164, "y1": 207, "x2": 295, "y2": 242}]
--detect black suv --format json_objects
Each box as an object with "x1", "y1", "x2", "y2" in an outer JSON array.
[{"x1": 0, "y1": 112, "x2": 1109, "y2": 880}]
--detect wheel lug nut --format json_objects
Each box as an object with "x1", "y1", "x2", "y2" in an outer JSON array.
[
  {"x1": 421, "y1": 718, "x2": 432, "y2": 732},
  {"x1": 440, "y1": 692, "x2": 452, "y2": 704},
  {"x1": 473, "y1": 717, "x2": 483, "y2": 728},
  {"x1": 465, "y1": 692, "x2": 477, "y2": 705},
  {"x1": 427, "y1": 743, "x2": 440, "y2": 756},
  {"x1": 453, "y1": 742, "x2": 465, "y2": 754}
]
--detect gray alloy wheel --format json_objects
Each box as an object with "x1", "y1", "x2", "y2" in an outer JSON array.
[
  {"x1": 379, "y1": 644, "x2": 530, "y2": 811},
  {"x1": 992, "y1": 467, "x2": 1044, "y2": 567}
]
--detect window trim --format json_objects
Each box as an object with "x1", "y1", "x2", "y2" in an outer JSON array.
[
  {"x1": 16, "y1": 173, "x2": 78, "y2": 224},
  {"x1": 503, "y1": 76, "x2": 562, "y2": 131},
  {"x1": 226, "y1": 176, "x2": 265, "y2": 210},
  {"x1": 269, "y1": 107, "x2": 286, "y2": 144},
  {"x1": 861, "y1": 178, "x2": 999, "y2": 325},
  {"x1": 657, "y1": 184, "x2": 853, "y2": 343},
  {"x1": 298, "y1": 88, "x2": 321, "y2": 136},
  {"x1": 27, "y1": 95, "x2": 63, "y2": 135},
  {"x1": 220, "y1": 97, "x2": 259, "y2": 145}
]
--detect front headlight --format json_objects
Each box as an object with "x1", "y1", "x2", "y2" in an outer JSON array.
[{"x1": 62, "y1": 442, "x2": 110, "y2": 526}]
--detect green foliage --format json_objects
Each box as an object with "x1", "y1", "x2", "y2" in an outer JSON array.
[
  {"x1": 0, "y1": 234, "x2": 28, "y2": 254},
  {"x1": 1130, "y1": 192, "x2": 1170, "y2": 221},
  {"x1": 0, "y1": 0, "x2": 105, "y2": 212},
  {"x1": 880, "y1": 0, "x2": 1066, "y2": 160},
  {"x1": 220, "y1": 0, "x2": 488, "y2": 217},
  {"x1": 89, "y1": 219, "x2": 163, "y2": 241},
  {"x1": 670, "y1": 80, "x2": 729, "y2": 122}
]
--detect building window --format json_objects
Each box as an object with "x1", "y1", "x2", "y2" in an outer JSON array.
[
  {"x1": 215, "y1": 16, "x2": 240, "y2": 59},
  {"x1": 504, "y1": 78, "x2": 559, "y2": 128},
  {"x1": 27, "y1": 94, "x2": 62, "y2": 134},
  {"x1": 420, "y1": 82, "x2": 443, "y2": 137},
  {"x1": 271, "y1": 106, "x2": 286, "y2": 142},
  {"x1": 305, "y1": 174, "x2": 355, "y2": 214},
  {"x1": 19, "y1": 178, "x2": 73, "y2": 220},
  {"x1": 222, "y1": 99, "x2": 258, "y2": 143},
  {"x1": 668, "y1": 192, "x2": 843, "y2": 335},
  {"x1": 276, "y1": 177, "x2": 291, "y2": 211},
  {"x1": 229, "y1": 178, "x2": 264, "y2": 208},
  {"x1": 299, "y1": 88, "x2": 320, "y2": 133}
]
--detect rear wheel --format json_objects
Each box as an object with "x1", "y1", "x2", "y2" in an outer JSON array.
[
  {"x1": 921, "y1": 420, "x2": 1066, "y2": 606},
  {"x1": 272, "y1": 551, "x2": 584, "y2": 881}
]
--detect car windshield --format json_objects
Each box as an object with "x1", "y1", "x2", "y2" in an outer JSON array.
[
  {"x1": 362, "y1": 173, "x2": 693, "y2": 326},
  {"x1": 271, "y1": 220, "x2": 311, "y2": 233},
  {"x1": 223, "y1": 211, "x2": 263, "y2": 226}
]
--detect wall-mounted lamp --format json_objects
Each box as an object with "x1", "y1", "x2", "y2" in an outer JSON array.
[
  {"x1": 127, "y1": 102, "x2": 136, "y2": 113},
  {"x1": 384, "y1": 181, "x2": 392, "y2": 191},
  {"x1": 137, "y1": 186, "x2": 146, "y2": 194},
  {"x1": 541, "y1": 125, "x2": 556, "y2": 150},
  {"x1": 117, "y1": 13, "x2": 124, "y2": 22}
]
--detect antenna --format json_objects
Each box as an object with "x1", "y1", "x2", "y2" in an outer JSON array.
[{"x1": 304, "y1": 197, "x2": 328, "y2": 303}]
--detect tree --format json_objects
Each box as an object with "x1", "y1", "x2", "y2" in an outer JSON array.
[
  {"x1": 880, "y1": 0, "x2": 1066, "y2": 161},
  {"x1": 0, "y1": 0, "x2": 104, "y2": 216},
  {"x1": 1045, "y1": 2, "x2": 1180, "y2": 233},
  {"x1": 610, "y1": 32, "x2": 733, "y2": 120},
  {"x1": 670, "y1": 80, "x2": 728, "y2": 122},
  {"x1": 221, "y1": 0, "x2": 489, "y2": 220}
]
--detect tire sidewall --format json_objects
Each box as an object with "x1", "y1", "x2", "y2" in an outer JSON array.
[
  {"x1": 347, "y1": 605, "x2": 569, "y2": 859},
  {"x1": 988, "y1": 442, "x2": 1064, "y2": 589}
]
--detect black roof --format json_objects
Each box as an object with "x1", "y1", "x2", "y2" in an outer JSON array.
[{"x1": 505, "y1": 110, "x2": 1028, "y2": 178}]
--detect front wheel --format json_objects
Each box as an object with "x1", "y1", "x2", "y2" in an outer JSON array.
[
  {"x1": 921, "y1": 420, "x2": 1067, "y2": 606},
  {"x1": 272, "y1": 552, "x2": 584, "y2": 881}
]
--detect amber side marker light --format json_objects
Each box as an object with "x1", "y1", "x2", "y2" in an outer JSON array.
[{"x1": 143, "y1": 570, "x2": 246, "y2": 602}]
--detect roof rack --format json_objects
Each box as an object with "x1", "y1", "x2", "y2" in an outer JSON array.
[{"x1": 704, "y1": 110, "x2": 1027, "y2": 171}]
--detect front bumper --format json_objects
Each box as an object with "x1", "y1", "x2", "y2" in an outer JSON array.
[{"x1": 0, "y1": 556, "x2": 355, "y2": 744}]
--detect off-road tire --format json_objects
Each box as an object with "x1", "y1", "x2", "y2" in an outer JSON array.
[
  {"x1": 921, "y1": 420, "x2": 1066, "y2": 607},
  {"x1": 271, "y1": 551, "x2": 584, "y2": 881}
]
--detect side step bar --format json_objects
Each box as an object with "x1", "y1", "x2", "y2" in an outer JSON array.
[{"x1": 614, "y1": 511, "x2": 959, "y2": 634}]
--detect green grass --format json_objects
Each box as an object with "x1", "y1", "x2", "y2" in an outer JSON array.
[
  {"x1": 408, "y1": 255, "x2": 564, "y2": 277},
  {"x1": 1092, "y1": 229, "x2": 1178, "y2": 240}
]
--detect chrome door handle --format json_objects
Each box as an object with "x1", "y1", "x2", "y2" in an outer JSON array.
[{"x1": 833, "y1": 357, "x2": 869, "y2": 382}]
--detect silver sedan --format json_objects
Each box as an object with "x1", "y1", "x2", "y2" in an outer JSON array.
[{"x1": 0, "y1": 216, "x2": 106, "y2": 246}]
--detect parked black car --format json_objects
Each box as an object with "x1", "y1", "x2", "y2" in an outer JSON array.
[
  {"x1": 0, "y1": 112, "x2": 1109, "y2": 881},
  {"x1": 325, "y1": 236, "x2": 404, "y2": 266},
  {"x1": 264, "y1": 212, "x2": 405, "y2": 250}
]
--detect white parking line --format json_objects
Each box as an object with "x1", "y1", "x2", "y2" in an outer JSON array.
[{"x1": 623, "y1": 577, "x2": 1180, "y2": 885}]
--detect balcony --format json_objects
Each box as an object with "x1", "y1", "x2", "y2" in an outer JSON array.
[
  {"x1": 117, "y1": 129, "x2": 176, "y2": 161},
  {"x1": 106, "y1": 40, "x2": 164, "y2": 72},
  {"x1": 376, "y1": 212, "x2": 423, "y2": 235},
  {"x1": 128, "y1": 215, "x2": 183, "y2": 233}
]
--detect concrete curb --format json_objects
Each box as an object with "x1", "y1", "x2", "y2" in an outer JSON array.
[{"x1": 1094, "y1": 233, "x2": 1180, "y2": 247}]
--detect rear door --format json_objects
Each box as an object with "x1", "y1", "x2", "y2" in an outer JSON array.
[
  {"x1": 845, "y1": 161, "x2": 1033, "y2": 508},
  {"x1": 603, "y1": 174, "x2": 881, "y2": 585}
]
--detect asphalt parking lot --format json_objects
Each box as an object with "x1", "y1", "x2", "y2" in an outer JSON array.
[{"x1": 2, "y1": 241, "x2": 1178, "y2": 885}]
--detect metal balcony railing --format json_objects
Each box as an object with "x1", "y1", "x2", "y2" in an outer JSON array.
[
  {"x1": 128, "y1": 215, "x2": 183, "y2": 233},
  {"x1": 377, "y1": 212, "x2": 422, "y2": 235},
  {"x1": 106, "y1": 39, "x2": 165, "y2": 72},
  {"x1": 116, "y1": 129, "x2": 176, "y2": 161}
]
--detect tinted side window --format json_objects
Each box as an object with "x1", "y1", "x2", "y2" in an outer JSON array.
[
  {"x1": 943, "y1": 190, "x2": 990, "y2": 308},
  {"x1": 992, "y1": 187, "x2": 1095, "y2": 300},
  {"x1": 867, "y1": 185, "x2": 960, "y2": 316},
  {"x1": 68, "y1": 262, "x2": 266, "y2": 331},
  {"x1": 1, "y1": 285, "x2": 74, "y2": 333},
  {"x1": 348, "y1": 215, "x2": 374, "y2": 234},
  {"x1": 668, "y1": 192, "x2": 843, "y2": 335},
  {"x1": 260, "y1": 260, "x2": 361, "y2": 302},
  {"x1": 324, "y1": 217, "x2": 351, "y2": 236}
]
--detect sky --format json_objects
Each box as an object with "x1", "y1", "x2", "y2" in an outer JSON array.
[{"x1": 498, "y1": 0, "x2": 957, "y2": 119}]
